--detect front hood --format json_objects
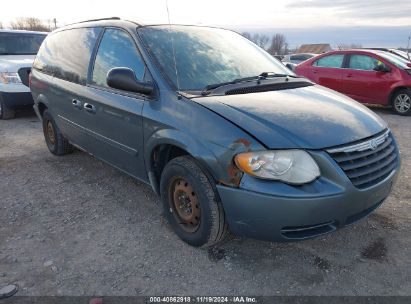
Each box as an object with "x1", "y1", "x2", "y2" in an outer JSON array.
[
  {"x1": 0, "y1": 55, "x2": 35, "y2": 72},
  {"x1": 192, "y1": 85, "x2": 387, "y2": 149}
]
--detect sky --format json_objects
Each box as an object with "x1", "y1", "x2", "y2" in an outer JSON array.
[{"x1": 1, "y1": 0, "x2": 411, "y2": 48}]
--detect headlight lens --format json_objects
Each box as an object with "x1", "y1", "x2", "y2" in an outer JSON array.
[
  {"x1": 235, "y1": 150, "x2": 320, "y2": 184},
  {"x1": 0, "y1": 72, "x2": 22, "y2": 84}
]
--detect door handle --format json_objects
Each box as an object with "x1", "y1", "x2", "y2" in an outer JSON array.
[
  {"x1": 313, "y1": 70, "x2": 318, "y2": 74},
  {"x1": 346, "y1": 74, "x2": 353, "y2": 78},
  {"x1": 72, "y1": 99, "x2": 82, "y2": 109},
  {"x1": 84, "y1": 103, "x2": 96, "y2": 114}
]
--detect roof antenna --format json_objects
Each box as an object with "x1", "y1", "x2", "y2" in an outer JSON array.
[{"x1": 165, "y1": 0, "x2": 181, "y2": 95}]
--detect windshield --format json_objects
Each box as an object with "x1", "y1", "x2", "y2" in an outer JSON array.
[
  {"x1": 138, "y1": 25, "x2": 292, "y2": 91},
  {"x1": 392, "y1": 49, "x2": 410, "y2": 60},
  {"x1": 377, "y1": 51, "x2": 410, "y2": 69},
  {"x1": 0, "y1": 32, "x2": 46, "y2": 55}
]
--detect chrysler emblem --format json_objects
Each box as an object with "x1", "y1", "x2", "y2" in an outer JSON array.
[{"x1": 369, "y1": 139, "x2": 378, "y2": 150}]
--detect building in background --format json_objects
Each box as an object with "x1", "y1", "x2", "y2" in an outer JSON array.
[{"x1": 296, "y1": 43, "x2": 332, "y2": 54}]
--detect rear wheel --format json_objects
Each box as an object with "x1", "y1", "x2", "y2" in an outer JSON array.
[
  {"x1": 0, "y1": 97, "x2": 16, "y2": 120},
  {"x1": 160, "y1": 156, "x2": 229, "y2": 247},
  {"x1": 42, "y1": 110, "x2": 73, "y2": 155},
  {"x1": 392, "y1": 89, "x2": 411, "y2": 116}
]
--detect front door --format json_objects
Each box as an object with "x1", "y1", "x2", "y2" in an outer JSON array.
[
  {"x1": 79, "y1": 28, "x2": 149, "y2": 181},
  {"x1": 341, "y1": 54, "x2": 393, "y2": 104}
]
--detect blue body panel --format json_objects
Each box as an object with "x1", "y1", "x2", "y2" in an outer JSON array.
[{"x1": 192, "y1": 85, "x2": 387, "y2": 149}]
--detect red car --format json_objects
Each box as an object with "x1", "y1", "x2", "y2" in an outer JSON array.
[{"x1": 295, "y1": 50, "x2": 411, "y2": 115}]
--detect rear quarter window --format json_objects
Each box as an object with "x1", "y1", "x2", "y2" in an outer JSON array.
[{"x1": 33, "y1": 27, "x2": 101, "y2": 85}]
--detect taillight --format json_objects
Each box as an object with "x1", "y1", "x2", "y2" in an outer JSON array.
[{"x1": 29, "y1": 72, "x2": 32, "y2": 88}]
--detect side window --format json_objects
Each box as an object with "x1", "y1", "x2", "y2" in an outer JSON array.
[
  {"x1": 92, "y1": 29, "x2": 145, "y2": 88},
  {"x1": 313, "y1": 55, "x2": 344, "y2": 68},
  {"x1": 348, "y1": 55, "x2": 382, "y2": 71},
  {"x1": 34, "y1": 28, "x2": 100, "y2": 85}
]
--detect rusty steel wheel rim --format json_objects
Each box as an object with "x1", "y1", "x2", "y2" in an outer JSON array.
[
  {"x1": 170, "y1": 177, "x2": 201, "y2": 233},
  {"x1": 47, "y1": 121, "x2": 56, "y2": 145}
]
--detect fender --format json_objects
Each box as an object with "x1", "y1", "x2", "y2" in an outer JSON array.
[{"x1": 144, "y1": 127, "x2": 259, "y2": 193}]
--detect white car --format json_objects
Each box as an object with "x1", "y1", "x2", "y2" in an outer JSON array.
[
  {"x1": 282, "y1": 53, "x2": 317, "y2": 71},
  {"x1": 0, "y1": 30, "x2": 47, "y2": 119}
]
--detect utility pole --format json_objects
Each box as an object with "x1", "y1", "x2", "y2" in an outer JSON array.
[{"x1": 53, "y1": 18, "x2": 57, "y2": 29}]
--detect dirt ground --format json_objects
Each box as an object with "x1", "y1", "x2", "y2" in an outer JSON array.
[{"x1": 0, "y1": 108, "x2": 410, "y2": 296}]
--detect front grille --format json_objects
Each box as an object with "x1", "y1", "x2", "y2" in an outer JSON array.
[{"x1": 327, "y1": 130, "x2": 398, "y2": 189}]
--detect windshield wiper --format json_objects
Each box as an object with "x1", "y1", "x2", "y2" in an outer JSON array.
[
  {"x1": 201, "y1": 72, "x2": 298, "y2": 96},
  {"x1": 259, "y1": 72, "x2": 298, "y2": 79}
]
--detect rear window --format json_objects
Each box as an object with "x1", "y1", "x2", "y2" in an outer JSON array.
[
  {"x1": 33, "y1": 27, "x2": 101, "y2": 85},
  {"x1": 0, "y1": 32, "x2": 46, "y2": 55},
  {"x1": 313, "y1": 54, "x2": 344, "y2": 68}
]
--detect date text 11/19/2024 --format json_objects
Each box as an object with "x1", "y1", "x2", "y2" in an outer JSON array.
[{"x1": 149, "y1": 296, "x2": 258, "y2": 303}]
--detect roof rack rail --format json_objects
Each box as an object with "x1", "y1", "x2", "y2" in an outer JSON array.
[{"x1": 78, "y1": 17, "x2": 121, "y2": 23}]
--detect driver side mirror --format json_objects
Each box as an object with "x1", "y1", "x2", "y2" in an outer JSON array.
[
  {"x1": 373, "y1": 63, "x2": 391, "y2": 73},
  {"x1": 106, "y1": 67, "x2": 154, "y2": 95}
]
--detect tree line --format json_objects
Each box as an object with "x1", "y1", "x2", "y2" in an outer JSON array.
[
  {"x1": 242, "y1": 32, "x2": 289, "y2": 55},
  {"x1": 241, "y1": 32, "x2": 365, "y2": 55},
  {"x1": 1, "y1": 17, "x2": 54, "y2": 32},
  {"x1": 1, "y1": 17, "x2": 367, "y2": 53}
]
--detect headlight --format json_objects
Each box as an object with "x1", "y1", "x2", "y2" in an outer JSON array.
[
  {"x1": 0, "y1": 72, "x2": 22, "y2": 84},
  {"x1": 235, "y1": 150, "x2": 320, "y2": 184}
]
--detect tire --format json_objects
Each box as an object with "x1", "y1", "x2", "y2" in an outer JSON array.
[
  {"x1": 42, "y1": 109, "x2": 73, "y2": 155},
  {"x1": 0, "y1": 96, "x2": 16, "y2": 120},
  {"x1": 391, "y1": 89, "x2": 411, "y2": 116},
  {"x1": 160, "y1": 156, "x2": 229, "y2": 247}
]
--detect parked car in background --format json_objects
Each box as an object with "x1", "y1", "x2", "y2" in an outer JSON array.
[
  {"x1": 273, "y1": 55, "x2": 284, "y2": 61},
  {"x1": 282, "y1": 53, "x2": 316, "y2": 71},
  {"x1": 364, "y1": 48, "x2": 410, "y2": 61},
  {"x1": 283, "y1": 53, "x2": 317, "y2": 64},
  {"x1": 30, "y1": 19, "x2": 400, "y2": 247},
  {"x1": 295, "y1": 49, "x2": 411, "y2": 115},
  {"x1": 0, "y1": 30, "x2": 47, "y2": 119}
]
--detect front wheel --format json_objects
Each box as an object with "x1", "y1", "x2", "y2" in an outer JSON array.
[
  {"x1": 160, "y1": 156, "x2": 228, "y2": 247},
  {"x1": 392, "y1": 89, "x2": 411, "y2": 116}
]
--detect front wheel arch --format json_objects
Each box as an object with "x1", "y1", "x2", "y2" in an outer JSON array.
[{"x1": 144, "y1": 129, "x2": 245, "y2": 195}]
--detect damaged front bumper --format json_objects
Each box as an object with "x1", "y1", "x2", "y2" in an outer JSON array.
[{"x1": 217, "y1": 150, "x2": 400, "y2": 242}]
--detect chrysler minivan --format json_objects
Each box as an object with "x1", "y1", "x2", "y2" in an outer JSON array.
[{"x1": 30, "y1": 18, "x2": 400, "y2": 247}]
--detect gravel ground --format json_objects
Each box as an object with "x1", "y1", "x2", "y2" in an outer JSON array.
[{"x1": 0, "y1": 108, "x2": 410, "y2": 296}]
